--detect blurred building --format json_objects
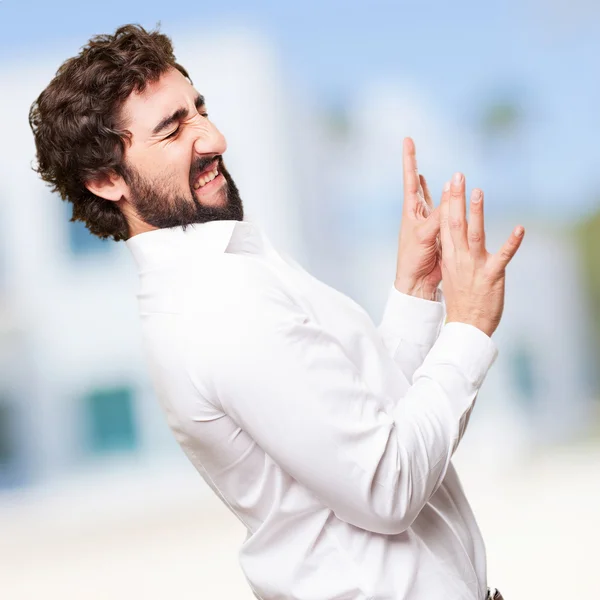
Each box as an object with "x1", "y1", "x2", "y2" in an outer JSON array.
[
  {"x1": 1, "y1": 9, "x2": 598, "y2": 600},
  {"x1": 0, "y1": 26, "x2": 596, "y2": 494}
]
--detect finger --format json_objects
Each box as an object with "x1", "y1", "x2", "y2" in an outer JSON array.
[
  {"x1": 490, "y1": 226, "x2": 525, "y2": 271},
  {"x1": 419, "y1": 174, "x2": 434, "y2": 210},
  {"x1": 402, "y1": 138, "x2": 420, "y2": 213},
  {"x1": 449, "y1": 172, "x2": 468, "y2": 251},
  {"x1": 467, "y1": 189, "x2": 486, "y2": 259},
  {"x1": 439, "y1": 180, "x2": 453, "y2": 251}
]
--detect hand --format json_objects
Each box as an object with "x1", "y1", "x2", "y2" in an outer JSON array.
[
  {"x1": 394, "y1": 138, "x2": 442, "y2": 301},
  {"x1": 440, "y1": 172, "x2": 525, "y2": 337}
]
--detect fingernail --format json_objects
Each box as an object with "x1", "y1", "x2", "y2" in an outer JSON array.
[
  {"x1": 515, "y1": 226, "x2": 524, "y2": 237},
  {"x1": 471, "y1": 190, "x2": 481, "y2": 203},
  {"x1": 443, "y1": 181, "x2": 451, "y2": 192},
  {"x1": 452, "y1": 172, "x2": 462, "y2": 185}
]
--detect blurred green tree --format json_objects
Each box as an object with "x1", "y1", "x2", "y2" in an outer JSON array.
[
  {"x1": 481, "y1": 100, "x2": 523, "y2": 138},
  {"x1": 477, "y1": 89, "x2": 533, "y2": 217},
  {"x1": 577, "y1": 207, "x2": 600, "y2": 392}
]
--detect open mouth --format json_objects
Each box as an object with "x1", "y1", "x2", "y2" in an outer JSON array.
[{"x1": 192, "y1": 160, "x2": 221, "y2": 191}]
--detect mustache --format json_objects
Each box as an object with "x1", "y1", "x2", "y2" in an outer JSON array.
[{"x1": 190, "y1": 155, "x2": 222, "y2": 186}]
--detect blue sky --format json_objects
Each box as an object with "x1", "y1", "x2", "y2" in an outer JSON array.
[{"x1": 2, "y1": 0, "x2": 599, "y2": 219}]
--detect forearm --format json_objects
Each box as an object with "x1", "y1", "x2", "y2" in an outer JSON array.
[{"x1": 378, "y1": 283, "x2": 445, "y2": 382}]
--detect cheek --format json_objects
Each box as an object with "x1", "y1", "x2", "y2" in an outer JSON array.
[
  {"x1": 131, "y1": 150, "x2": 192, "y2": 196},
  {"x1": 156, "y1": 145, "x2": 194, "y2": 189}
]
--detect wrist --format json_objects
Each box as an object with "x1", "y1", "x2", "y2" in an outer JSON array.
[{"x1": 445, "y1": 315, "x2": 495, "y2": 338}]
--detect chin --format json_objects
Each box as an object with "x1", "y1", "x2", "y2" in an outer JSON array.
[{"x1": 196, "y1": 182, "x2": 228, "y2": 208}]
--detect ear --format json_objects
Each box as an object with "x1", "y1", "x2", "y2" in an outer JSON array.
[{"x1": 85, "y1": 171, "x2": 128, "y2": 202}]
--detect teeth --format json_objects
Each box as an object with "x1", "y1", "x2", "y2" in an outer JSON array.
[{"x1": 194, "y1": 166, "x2": 219, "y2": 190}]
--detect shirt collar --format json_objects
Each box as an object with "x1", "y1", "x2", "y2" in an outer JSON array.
[{"x1": 125, "y1": 217, "x2": 265, "y2": 272}]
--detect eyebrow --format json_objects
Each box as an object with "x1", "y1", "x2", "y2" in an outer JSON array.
[{"x1": 152, "y1": 94, "x2": 205, "y2": 136}]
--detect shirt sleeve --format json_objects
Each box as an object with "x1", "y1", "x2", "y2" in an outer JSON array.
[
  {"x1": 378, "y1": 284, "x2": 446, "y2": 382},
  {"x1": 184, "y1": 262, "x2": 497, "y2": 536}
]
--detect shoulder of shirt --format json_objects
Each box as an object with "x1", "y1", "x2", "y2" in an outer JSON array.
[
  {"x1": 178, "y1": 254, "x2": 304, "y2": 388},
  {"x1": 182, "y1": 253, "x2": 298, "y2": 318}
]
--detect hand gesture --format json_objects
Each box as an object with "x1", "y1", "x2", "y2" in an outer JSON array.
[
  {"x1": 394, "y1": 138, "x2": 442, "y2": 301},
  {"x1": 440, "y1": 173, "x2": 525, "y2": 337}
]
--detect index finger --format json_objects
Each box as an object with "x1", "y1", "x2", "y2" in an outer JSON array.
[{"x1": 403, "y1": 137, "x2": 420, "y2": 201}]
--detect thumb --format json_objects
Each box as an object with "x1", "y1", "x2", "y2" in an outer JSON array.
[{"x1": 420, "y1": 204, "x2": 441, "y2": 242}]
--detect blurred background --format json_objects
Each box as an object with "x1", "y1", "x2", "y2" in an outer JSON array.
[{"x1": 1, "y1": 1, "x2": 599, "y2": 598}]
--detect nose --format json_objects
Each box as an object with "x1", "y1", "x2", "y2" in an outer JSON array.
[{"x1": 193, "y1": 119, "x2": 227, "y2": 157}]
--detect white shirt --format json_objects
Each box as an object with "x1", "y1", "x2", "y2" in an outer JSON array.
[{"x1": 127, "y1": 218, "x2": 498, "y2": 600}]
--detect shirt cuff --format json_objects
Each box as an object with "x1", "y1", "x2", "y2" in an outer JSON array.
[
  {"x1": 379, "y1": 284, "x2": 445, "y2": 348},
  {"x1": 420, "y1": 322, "x2": 498, "y2": 388}
]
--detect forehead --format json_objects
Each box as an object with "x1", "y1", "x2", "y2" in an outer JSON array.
[{"x1": 120, "y1": 67, "x2": 197, "y2": 135}]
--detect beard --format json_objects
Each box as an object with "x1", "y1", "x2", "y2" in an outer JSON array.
[{"x1": 123, "y1": 155, "x2": 244, "y2": 230}]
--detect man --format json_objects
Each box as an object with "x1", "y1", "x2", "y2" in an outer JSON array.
[{"x1": 29, "y1": 24, "x2": 522, "y2": 600}]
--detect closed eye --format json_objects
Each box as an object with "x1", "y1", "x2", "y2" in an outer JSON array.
[
  {"x1": 164, "y1": 127, "x2": 180, "y2": 140},
  {"x1": 164, "y1": 110, "x2": 208, "y2": 140},
  {"x1": 163, "y1": 111, "x2": 209, "y2": 140}
]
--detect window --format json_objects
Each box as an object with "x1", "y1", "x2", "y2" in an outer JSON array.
[
  {"x1": 0, "y1": 403, "x2": 14, "y2": 467},
  {"x1": 62, "y1": 200, "x2": 111, "y2": 256},
  {"x1": 83, "y1": 385, "x2": 139, "y2": 455},
  {"x1": 0, "y1": 400, "x2": 27, "y2": 489},
  {"x1": 68, "y1": 218, "x2": 112, "y2": 255},
  {"x1": 509, "y1": 342, "x2": 537, "y2": 411}
]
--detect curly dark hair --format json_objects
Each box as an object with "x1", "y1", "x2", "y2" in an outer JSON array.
[{"x1": 29, "y1": 24, "x2": 191, "y2": 241}]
